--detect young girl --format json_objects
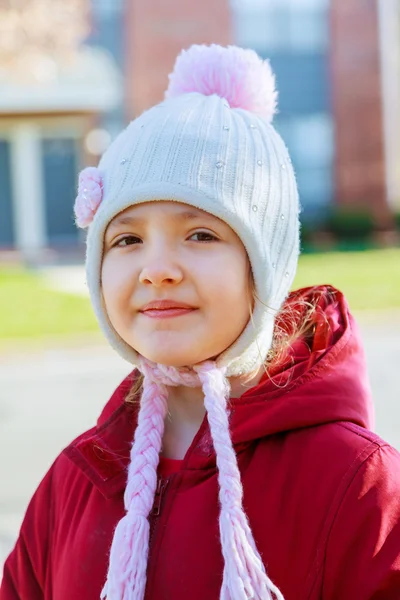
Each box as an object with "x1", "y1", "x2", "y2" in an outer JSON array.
[{"x1": 1, "y1": 44, "x2": 400, "y2": 600}]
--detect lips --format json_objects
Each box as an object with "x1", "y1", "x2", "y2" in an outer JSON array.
[
  {"x1": 140, "y1": 299, "x2": 195, "y2": 312},
  {"x1": 139, "y1": 299, "x2": 197, "y2": 319}
]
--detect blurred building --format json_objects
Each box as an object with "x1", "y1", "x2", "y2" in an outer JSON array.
[
  {"x1": 0, "y1": 0, "x2": 399, "y2": 259},
  {"x1": 234, "y1": 0, "x2": 400, "y2": 227},
  {"x1": 330, "y1": 0, "x2": 400, "y2": 228},
  {"x1": 0, "y1": 0, "x2": 122, "y2": 259},
  {"x1": 235, "y1": 0, "x2": 332, "y2": 224}
]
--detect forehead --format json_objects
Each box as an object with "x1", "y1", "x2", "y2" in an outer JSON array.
[{"x1": 107, "y1": 200, "x2": 222, "y2": 229}]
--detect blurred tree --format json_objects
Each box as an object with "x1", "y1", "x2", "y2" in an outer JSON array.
[{"x1": 0, "y1": 0, "x2": 91, "y2": 82}]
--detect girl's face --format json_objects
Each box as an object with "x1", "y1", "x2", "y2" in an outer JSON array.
[{"x1": 102, "y1": 201, "x2": 252, "y2": 367}]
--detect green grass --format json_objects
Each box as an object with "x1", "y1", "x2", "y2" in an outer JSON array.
[
  {"x1": 0, "y1": 268, "x2": 98, "y2": 341},
  {"x1": 0, "y1": 247, "x2": 399, "y2": 342},
  {"x1": 293, "y1": 248, "x2": 400, "y2": 311}
]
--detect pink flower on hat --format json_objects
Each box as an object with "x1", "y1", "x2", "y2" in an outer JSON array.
[{"x1": 74, "y1": 167, "x2": 103, "y2": 228}]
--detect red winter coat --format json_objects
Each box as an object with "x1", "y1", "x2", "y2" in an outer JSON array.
[{"x1": 1, "y1": 286, "x2": 400, "y2": 600}]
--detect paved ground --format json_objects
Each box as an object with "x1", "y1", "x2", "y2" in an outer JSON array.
[{"x1": 0, "y1": 314, "x2": 399, "y2": 574}]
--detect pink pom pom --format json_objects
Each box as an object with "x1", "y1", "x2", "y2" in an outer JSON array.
[
  {"x1": 74, "y1": 167, "x2": 103, "y2": 228},
  {"x1": 165, "y1": 44, "x2": 277, "y2": 122}
]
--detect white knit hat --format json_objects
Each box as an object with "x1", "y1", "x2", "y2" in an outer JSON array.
[{"x1": 75, "y1": 44, "x2": 300, "y2": 377}]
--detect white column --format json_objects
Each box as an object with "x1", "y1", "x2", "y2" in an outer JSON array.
[
  {"x1": 10, "y1": 122, "x2": 47, "y2": 256},
  {"x1": 377, "y1": 0, "x2": 400, "y2": 211}
]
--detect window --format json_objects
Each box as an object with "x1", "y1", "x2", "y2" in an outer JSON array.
[
  {"x1": 288, "y1": 9, "x2": 328, "y2": 52},
  {"x1": 233, "y1": 0, "x2": 328, "y2": 9},
  {"x1": 42, "y1": 138, "x2": 79, "y2": 245},
  {"x1": 91, "y1": 0, "x2": 124, "y2": 16},
  {"x1": 274, "y1": 114, "x2": 334, "y2": 215},
  {"x1": 290, "y1": 114, "x2": 334, "y2": 168},
  {"x1": 0, "y1": 139, "x2": 14, "y2": 247},
  {"x1": 233, "y1": 1, "x2": 334, "y2": 217},
  {"x1": 233, "y1": 0, "x2": 329, "y2": 53}
]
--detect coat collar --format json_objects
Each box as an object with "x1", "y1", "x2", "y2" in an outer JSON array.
[
  {"x1": 63, "y1": 373, "x2": 138, "y2": 499},
  {"x1": 63, "y1": 286, "x2": 373, "y2": 500},
  {"x1": 63, "y1": 371, "x2": 217, "y2": 499}
]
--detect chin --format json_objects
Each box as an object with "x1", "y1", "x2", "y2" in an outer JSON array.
[
  {"x1": 129, "y1": 333, "x2": 227, "y2": 368},
  {"x1": 140, "y1": 351, "x2": 197, "y2": 368},
  {"x1": 137, "y1": 343, "x2": 217, "y2": 368}
]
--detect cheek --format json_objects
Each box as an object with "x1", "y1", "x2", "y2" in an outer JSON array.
[
  {"x1": 206, "y1": 253, "x2": 251, "y2": 325},
  {"x1": 101, "y1": 255, "x2": 133, "y2": 318},
  {"x1": 101, "y1": 257, "x2": 117, "y2": 310}
]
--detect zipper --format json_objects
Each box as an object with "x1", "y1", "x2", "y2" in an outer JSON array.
[
  {"x1": 148, "y1": 477, "x2": 170, "y2": 554},
  {"x1": 151, "y1": 477, "x2": 169, "y2": 517},
  {"x1": 144, "y1": 423, "x2": 209, "y2": 598}
]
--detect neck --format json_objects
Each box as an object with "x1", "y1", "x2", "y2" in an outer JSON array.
[{"x1": 160, "y1": 366, "x2": 264, "y2": 460}]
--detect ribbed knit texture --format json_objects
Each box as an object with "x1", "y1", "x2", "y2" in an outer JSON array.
[{"x1": 85, "y1": 91, "x2": 299, "y2": 376}]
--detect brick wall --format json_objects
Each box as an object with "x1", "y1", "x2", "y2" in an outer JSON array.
[
  {"x1": 330, "y1": 0, "x2": 391, "y2": 227},
  {"x1": 124, "y1": 0, "x2": 232, "y2": 120}
]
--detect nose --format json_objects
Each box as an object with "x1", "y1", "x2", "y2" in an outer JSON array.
[{"x1": 138, "y1": 254, "x2": 184, "y2": 287}]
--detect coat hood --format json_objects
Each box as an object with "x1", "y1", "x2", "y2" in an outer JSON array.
[
  {"x1": 65, "y1": 285, "x2": 374, "y2": 496},
  {"x1": 229, "y1": 285, "x2": 375, "y2": 443}
]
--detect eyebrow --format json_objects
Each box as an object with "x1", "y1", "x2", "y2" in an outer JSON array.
[{"x1": 107, "y1": 208, "x2": 211, "y2": 232}]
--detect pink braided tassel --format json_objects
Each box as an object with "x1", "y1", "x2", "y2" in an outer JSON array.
[
  {"x1": 195, "y1": 363, "x2": 284, "y2": 600},
  {"x1": 101, "y1": 375, "x2": 169, "y2": 599}
]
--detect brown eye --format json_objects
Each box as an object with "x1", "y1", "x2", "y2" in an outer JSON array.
[
  {"x1": 114, "y1": 235, "x2": 142, "y2": 247},
  {"x1": 189, "y1": 231, "x2": 218, "y2": 242}
]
